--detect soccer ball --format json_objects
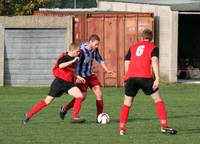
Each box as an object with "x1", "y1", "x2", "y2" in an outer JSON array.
[{"x1": 97, "y1": 113, "x2": 110, "y2": 124}]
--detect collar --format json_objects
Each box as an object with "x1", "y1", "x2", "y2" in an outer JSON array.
[{"x1": 82, "y1": 42, "x2": 93, "y2": 51}]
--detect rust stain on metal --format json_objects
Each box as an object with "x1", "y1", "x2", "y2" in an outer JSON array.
[{"x1": 34, "y1": 11, "x2": 154, "y2": 86}]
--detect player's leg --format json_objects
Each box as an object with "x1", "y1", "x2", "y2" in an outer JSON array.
[
  {"x1": 151, "y1": 91, "x2": 177, "y2": 135},
  {"x1": 23, "y1": 78, "x2": 64, "y2": 125},
  {"x1": 62, "y1": 92, "x2": 86, "y2": 112},
  {"x1": 89, "y1": 74, "x2": 103, "y2": 118},
  {"x1": 59, "y1": 82, "x2": 88, "y2": 120},
  {"x1": 143, "y1": 78, "x2": 177, "y2": 135},
  {"x1": 119, "y1": 78, "x2": 138, "y2": 135},
  {"x1": 92, "y1": 85, "x2": 103, "y2": 118},
  {"x1": 67, "y1": 86, "x2": 85, "y2": 123},
  {"x1": 151, "y1": 91, "x2": 168, "y2": 127},
  {"x1": 119, "y1": 95, "x2": 134, "y2": 135},
  {"x1": 23, "y1": 96, "x2": 55, "y2": 125}
]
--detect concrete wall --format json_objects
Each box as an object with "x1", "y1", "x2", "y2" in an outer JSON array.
[
  {"x1": 0, "y1": 16, "x2": 73, "y2": 86},
  {"x1": 98, "y1": 1, "x2": 179, "y2": 82}
]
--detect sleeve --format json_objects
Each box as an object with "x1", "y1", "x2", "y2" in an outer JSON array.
[
  {"x1": 125, "y1": 49, "x2": 131, "y2": 60},
  {"x1": 95, "y1": 48, "x2": 104, "y2": 64},
  {"x1": 58, "y1": 56, "x2": 71, "y2": 65},
  {"x1": 76, "y1": 50, "x2": 84, "y2": 75},
  {"x1": 151, "y1": 47, "x2": 159, "y2": 58}
]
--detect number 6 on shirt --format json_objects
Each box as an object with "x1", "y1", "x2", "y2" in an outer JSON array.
[{"x1": 136, "y1": 45, "x2": 145, "y2": 56}]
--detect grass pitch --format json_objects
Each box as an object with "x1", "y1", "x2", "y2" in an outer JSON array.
[{"x1": 0, "y1": 84, "x2": 200, "y2": 144}]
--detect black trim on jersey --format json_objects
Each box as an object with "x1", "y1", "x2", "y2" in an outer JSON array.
[
  {"x1": 94, "y1": 48, "x2": 104, "y2": 62},
  {"x1": 58, "y1": 55, "x2": 74, "y2": 65},
  {"x1": 84, "y1": 48, "x2": 90, "y2": 76},
  {"x1": 125, "y1": 49, "x2": 131, "y2": 60},
  {"x1": 77, "y1": 50, "x2": 85, "y2": 76},
  {"x1": 151, "y1": 47, "x2": 159, "y2": 58}
]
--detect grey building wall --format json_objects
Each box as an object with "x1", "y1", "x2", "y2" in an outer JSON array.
[
  {"x1": 4, "y1": 29, "x2": 66, "y2": 86},
  {"x1": 0, "y1": 16, "x2": 73, "y2": 86},
  {"x1": 98, "y1": 1, "x2": 179, "y2": 82}
]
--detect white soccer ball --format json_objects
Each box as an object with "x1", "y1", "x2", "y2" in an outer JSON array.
[{"x1": 97, "y1": 113, "x2": 110, "y2": 124}]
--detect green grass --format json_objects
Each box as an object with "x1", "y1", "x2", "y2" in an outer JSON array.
[{"x1": 0, "y1": 84, "x2": 200, "y2": 144}]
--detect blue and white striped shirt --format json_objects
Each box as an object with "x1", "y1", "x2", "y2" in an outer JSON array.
[{"x1": 76, "y1": 42, "x2": 104, "y2": 77}]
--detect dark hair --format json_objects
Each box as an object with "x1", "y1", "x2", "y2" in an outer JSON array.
[
  {"x1": 89, "y1": 34, "x2": 100, "y2": 42},
  {"x1": 142, "y1": 29, "x2": 153, "y2": 41},
  {"x1": 68, "y1": 42, "x2": 80, "y2": 51}
]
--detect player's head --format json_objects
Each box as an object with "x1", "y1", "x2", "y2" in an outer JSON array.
[
  {"x1": 68, "y1": 42, "x2": 80, "y2": 57},
  {"x1": 142, "y1": 29, "x2": 153, "y2": 41},
  {"x1": 88, "y1": 34, "x2": 100, "y2": 50}
]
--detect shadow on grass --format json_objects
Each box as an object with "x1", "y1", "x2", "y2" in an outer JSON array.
[
  {"x1": 112, "y1": 114, "x2": 200, "y2": 123},
  {"x1": 181, "y1": 128, "x2": 200, "y2": 134}
]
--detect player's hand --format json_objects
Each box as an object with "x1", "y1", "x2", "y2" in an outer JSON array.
[
  {"x1": 152, "y1": 79, "x2": 159, "y2": 90},
  {"x1": 76, "y1": 76, "x2": 86, "y2": 84},
  {"x1": 73, "y1": 57, "x2": 80, "y2": 62},
  {"x1": 106, "y1": 70, "x2": 115, "y2": 76}
]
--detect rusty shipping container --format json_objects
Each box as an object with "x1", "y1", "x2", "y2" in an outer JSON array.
[{"x1": 34, "y1": 11, "x2": 154, "y2": 86}]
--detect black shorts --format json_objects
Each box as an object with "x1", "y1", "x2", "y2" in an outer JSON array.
[
  {"x1": 125, "y1": 78, "x2": 159, "y2": 97},
  {"x1": 48, "y1": 78, "x2": 76, "y2": 97}
]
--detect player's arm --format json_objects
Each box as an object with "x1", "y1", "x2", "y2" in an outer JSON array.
[
  {"x1": 59, "y1": 57, "x2": 79, "y2": 69},
  {"x1": 125, "y1": 49, "x2": 131, "y2": 73},
  {"x1": 151, "y1": 47, "x2": 159, "y2": 90},
  {"x1": 75, "y1": 50, "x2": 86, "y2": 83},
  {"x1": 75, "y1": 50, "x2": 84, "y2": 75},
  {"x1": 95, "y1": 49, "x2": 114, "y2": 75}
]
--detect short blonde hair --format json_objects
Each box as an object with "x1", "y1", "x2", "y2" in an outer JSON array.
[{"x1": 68, "y1": 42, "x2": 80, "y2": 51}]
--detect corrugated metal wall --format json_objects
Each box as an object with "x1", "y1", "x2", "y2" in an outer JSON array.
[
  {"x1": 34, "y1": 11, "x2": 154, "y2": 86},
  {"x1": 80, "y1": 13, "x2": 154, "y2": 86},
  {"x1": 4, "y1": 29, "x2": 66, "y2": 86}
]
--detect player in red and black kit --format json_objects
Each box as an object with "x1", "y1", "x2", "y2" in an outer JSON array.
[
  {"x1": 22, "y1": 43, "x2": 85, "y2": 124},
  {"x1": 119, "y1": 29, "x2": 177, "y2": 135}
]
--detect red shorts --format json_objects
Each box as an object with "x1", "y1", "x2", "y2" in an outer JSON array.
[{"x1": 77, "y1": 74, "x2": 101, "y2": 93}]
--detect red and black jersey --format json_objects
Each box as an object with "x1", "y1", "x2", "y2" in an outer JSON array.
[
  {"x1": 52, "y1": 51, "x2": 76, "y2": 82},
  {"x1": 125, "y1": 41, "x2": 159, "y2": 80}
]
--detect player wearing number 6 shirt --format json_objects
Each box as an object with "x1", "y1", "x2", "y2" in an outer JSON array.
[{"x1": 119, "y1": 29, "x2": 177, "y2": 135}]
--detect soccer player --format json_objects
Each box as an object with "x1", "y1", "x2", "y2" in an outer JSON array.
[
  {"x1": 59, "y1": 34, "x2": 114, "y2": 121},
  {"x1": 22, "y1": 43, "x2": 85, "y2": 124},
  {"x1": 119, "y1": 29, "x2": 177, "y2": 135}
]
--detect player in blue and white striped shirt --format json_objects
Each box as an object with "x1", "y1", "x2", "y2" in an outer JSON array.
[
  {"x1": 59, "y1": 34, "x2": 114, "y2": 121},
  {"x1": 76, "y1": 41, "x2": 104, "y2": 77}
]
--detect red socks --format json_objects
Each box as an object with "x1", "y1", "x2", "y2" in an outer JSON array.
[
  {"x1": 119, "y1": 101, "x2": 168, "y2": 130},
  {"x1": 64, "y1": 98, "x2": 75, "y2": 111},
  {"x1": 96, "y1": 100, "x2": 103, "y2": 117},
  {"x1": 155, "y1": 101, "x2": 168, "y2": 128},
  {"x1": 71, "y1": 97, "x2": 83, "y2": 118},
  {"x1": 26, "y1": 100, "x2": 47, "y2": 118},
  {"x1": 65, "y1": 99, "x2": 103, "y2": 118},
  {"x1": 119, "y1": 105, "x2": 130, "y2": 128}
]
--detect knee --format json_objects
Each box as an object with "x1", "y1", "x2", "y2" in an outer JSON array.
[
  {"x1": 151, "y1": 91, "x2": 162, "y2": 103},
  {"x1": 76, "y1": 92, "x2": 84, "y2": 98},
  {"x1": 123, "y1": 95, "x2": 134, "y2": 107},
  {"x1": 93, "y1": 86, "x2": 103, "y2": 99},
  {"x1": 96, "y1": 90, "x2": 103, "y2": 100},
  {"x1": 153, "y1": 97, "x2": 162, "y2": 103},
  {"x1": 96, "y1": 90, "x2": 102, "y2": 97},
  {"x1": 44, "y1": 97, "x2": 54, "y2": 105}
]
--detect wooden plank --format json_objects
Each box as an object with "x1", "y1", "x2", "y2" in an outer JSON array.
[
  {"x1": 86, "y1": 16, "x2": 105, "y2": 86},
  {"x1": 104, "y1": 16, "x2": 118, "y2": 86}
]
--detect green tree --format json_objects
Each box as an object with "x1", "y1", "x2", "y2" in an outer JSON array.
[
  {"x1": 0, "y1": 0, "x2": 97, "y2": 16},
  {"x1": 15, "y1": 0, "x2": 46, "y2": 15}
]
